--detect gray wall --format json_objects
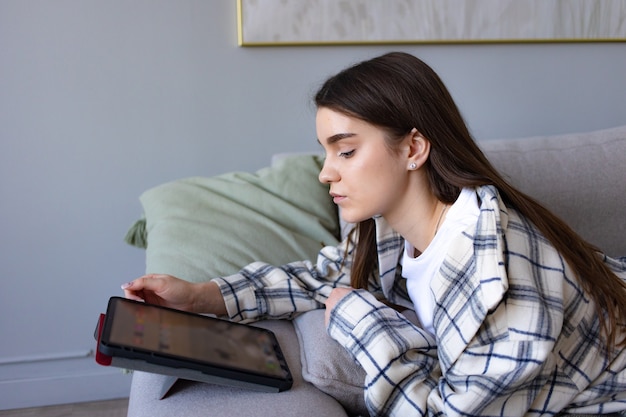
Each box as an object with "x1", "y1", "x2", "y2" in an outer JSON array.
[{"x1": 1, "y1": 0, "x2": 625, "y2": 409}]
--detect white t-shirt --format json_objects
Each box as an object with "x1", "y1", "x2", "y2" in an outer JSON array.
[{"x1": 401, "y1": 188, "x2": 480, "y2": 336}]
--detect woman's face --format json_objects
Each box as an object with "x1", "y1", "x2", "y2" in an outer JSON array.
[{"x1": 316, "y1": 108, "x2": 412, "y2": 224}]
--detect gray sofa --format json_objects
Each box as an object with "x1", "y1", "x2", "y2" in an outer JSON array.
[{"x1": 126, "y1": 125, "x2": 626, "y2": 417}]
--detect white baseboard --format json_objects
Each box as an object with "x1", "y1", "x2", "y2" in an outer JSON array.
[{"x1": 0, "y1": 352, "x2": 132, "y2": 410}]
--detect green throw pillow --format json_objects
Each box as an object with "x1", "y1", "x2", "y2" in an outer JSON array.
[{"x1": 125, "y1": 154, "x2": 339, "y2": 283}]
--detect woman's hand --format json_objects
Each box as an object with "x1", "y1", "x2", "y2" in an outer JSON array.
[
  {"x1": 121, "y1": 274, "x2": 227, "y2": 315},
  {"x1": 325, "y1": 287, "x2": 354, "y2": 327}
]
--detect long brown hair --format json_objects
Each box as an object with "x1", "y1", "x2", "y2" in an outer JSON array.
[{"x1": 314, "y1": 52, "x2": 626, "y2": 349}]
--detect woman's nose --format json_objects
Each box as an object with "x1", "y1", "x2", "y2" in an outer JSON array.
[{"x1": 318, "y1": 160, "x2": 339, "y2": 184}]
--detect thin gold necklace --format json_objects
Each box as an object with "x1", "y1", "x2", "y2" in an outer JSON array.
[
  {"x1": 414, "y1": 203, "x2": 450, "y2": 258},
  {"x1": 434, "y1": 204, "x2": 449, "y2": 235}
]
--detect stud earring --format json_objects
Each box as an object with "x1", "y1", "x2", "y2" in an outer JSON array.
[{"x1": 409, "y1": 162, "x2": 417, "y2": 170}]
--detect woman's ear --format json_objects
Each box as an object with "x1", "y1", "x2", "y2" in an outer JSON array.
[{"x1": 407, "y1": 128, "x2": 430, "y2": 171}]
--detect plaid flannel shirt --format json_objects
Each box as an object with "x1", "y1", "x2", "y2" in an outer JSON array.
[{"x1": 213, "y1": 185, "x2": 626, "y2": 416}]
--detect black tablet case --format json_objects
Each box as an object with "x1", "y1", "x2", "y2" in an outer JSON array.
[{"x1": 94, "y1": 310, "x2": 291, "y2": 399}]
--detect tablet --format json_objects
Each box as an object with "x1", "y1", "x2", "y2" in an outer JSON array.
[{"x1": 97, "y1": 296, "x2": 292, "y2": 392}]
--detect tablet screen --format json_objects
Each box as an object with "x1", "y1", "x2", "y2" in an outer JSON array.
[{"x1": 103, "y1": 297, "x2": 287, "y2": 379}]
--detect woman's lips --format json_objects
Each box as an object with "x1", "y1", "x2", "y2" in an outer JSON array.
[{"x1": 330, "y1": 193, "x2": 346, "y2": 204}]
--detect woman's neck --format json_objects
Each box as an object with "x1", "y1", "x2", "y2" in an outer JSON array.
[{"x1": 384, "y1": 183, "x2": 448, "y2": 254}]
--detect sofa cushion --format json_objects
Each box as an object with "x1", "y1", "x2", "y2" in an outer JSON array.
[
  {"x1": 127, "y1": 154, "x2": 340, "y2": 283},
  {"x1": 480, "y1": 124, "x2": 626, "y2": 257}
]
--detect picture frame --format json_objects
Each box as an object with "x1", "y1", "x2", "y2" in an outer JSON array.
[{"x1": 237, "y1": 0, "x2": 626, "y2": 46}]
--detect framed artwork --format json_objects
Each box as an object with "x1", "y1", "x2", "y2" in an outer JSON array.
[{"x1": 237, "y1": 0, "x2": 626, "y2": 46}]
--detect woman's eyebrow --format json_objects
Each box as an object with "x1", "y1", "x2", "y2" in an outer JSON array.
[{"x1": 317, "y1": 133, "x2": 356, "y2": 146}]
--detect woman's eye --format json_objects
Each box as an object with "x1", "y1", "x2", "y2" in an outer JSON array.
[{"x1": 338, "y1": 150, "x2": 355, "y2": 158}]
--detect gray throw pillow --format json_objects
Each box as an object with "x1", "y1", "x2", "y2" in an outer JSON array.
[{"x1": 293, "y1": 309, "x2": 368, "y2": 416}]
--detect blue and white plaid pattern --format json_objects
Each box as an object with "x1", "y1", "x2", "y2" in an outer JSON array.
[{"x1": 214, "y1": 185, "x2": 626, "y2": 416}]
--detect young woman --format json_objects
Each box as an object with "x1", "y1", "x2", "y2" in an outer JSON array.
[{"x1": 123, "y1": 52, "x2": 626, "y2": 416}]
